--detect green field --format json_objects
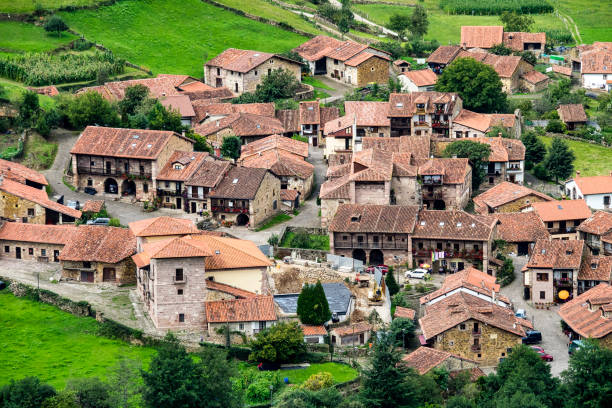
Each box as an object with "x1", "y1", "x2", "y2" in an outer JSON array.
[
  {"x1": 240, "y1": 362, "x2": 358, "y2": 385},
  {"x1": 354, "y1": 1, "x2": 567, "y2": 45},
  {"x1": 0, "y1": 21, "x2": 77, "y2": 53},
  {"x1": 59, "y1": 0, "x2": 307, "y2": 77},
  {"x1": 0, "y1": 0, "x2": 101, "y2": 13},
  {"x1": 0, "y1": 78, "x2": 56, "y2": 109},
  {"x1": 0, "y1": 291, "x2": 155, "y2": 388},
  {"x1": 554, "y1": 0, "x2": 612, "y2": 43},
  {"x1": 540, "y1": 135, "x2": 612, "y2": 177}
]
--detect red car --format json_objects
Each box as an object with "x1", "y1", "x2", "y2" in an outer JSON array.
[
  {"x1": 531, "y1": 346, "x2": 545, "y2": 353},
  {"x1": 536, "y1": 350, "x2": 554, "y2": 362},
  {"x1": 365, "y1": 265, "x2": 389, "y2": 275}
]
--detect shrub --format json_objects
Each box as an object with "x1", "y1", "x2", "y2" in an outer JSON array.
[
  {"x1": 44, "y1": 15, "x2": 68, "y2": 37},
  {"x1": 0, "y1": 377, "x2": 56, "y2": 408},
  {"x1": 108, "y1": 218, "x2": 121, "y2": 227},
  {"x1": 301, "y1": 372, "x2": 334, "y2": 391},
  {"x1": 249, "y1": 322, "x2": 306, "y2": 364},
  {"x1": 532, "y1": 162, "x2": 549, "y2": 180},
  {"x1": 267, "y1": 234, "x2": 280, "y2": 246},
  {"x1": 545, "y1": 119, "x2": 566, "y2": 133},
  {"x1": 297, "y1": 281, "x2": 332, "y2": 325}
]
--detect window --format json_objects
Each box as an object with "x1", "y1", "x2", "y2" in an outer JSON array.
[
  {"x1": 83, "y1": 261, "x2": 91, "y2": 268},
  {"x1": 436, "y1": 242, "x2": 443, "y2": 250},
  {"x1": 536, "y1": 273, "x2": 549, "y2": 281},
  {"x1": 273, "y1": 200, "x2": 277, "y2": 210},
  {"x1": 418, "y1": 242, "x2": 423, "y2": 249},
  {"x1": 177, "y1": 289, "x2": 183, "y2": 295},
  {"x1": 268, "y1": 69, "x2": 271, "y2": 75},
  {"x1": 357, "y1": 236, "x2": 364, "y2": 243},
  {"x1": 4, "y1": 246, "x2": 8, "y2": 253},
  {"x1": 179, "y1": 313, "x2": 185, "y2": 323},
  {"x1": 27, "y1": 208, "x2": 34, "y2": 216},
  {"x1": 539, "y1": 291, "x2": 546, "y2": 300},
  {"x1": 454, "y1": 243, "x2": 459, "y2": 251},
  {"x1": 41, "y1": 249, "x2": 46, "y2": 256},
  {"x1": 371, "y1": 67, "x2": 375, "y2": 71},
  {"x1": 165, "y1": 181, "x2": 170, "y2": 188},
  {"x1": 166, "y1": 197, "x2": 170, "y2": 203},
  {"x1": 175, "y1": 268, "x2": 184, "y2": 281},
  {"x1": 217, "y1": 68, "x2": 220, "y2": 75},
  {"x1": 547, "y1": 222, "x2": 553, "y2": 228},
  {"x1": 477, "y1": 354, "x2": 482, "y2": 358},
  {"x1": 605, "y1": 196, "x2": 611, "y2": 206},
  {"x1": 473, "y1": 245, "x2": 479, "y2": 251},
  {"x1": 459, "y1": 323, "x2": 466, "y2": 330},
  {"x1": 501, "y1": 352, "x2": 506, "y2": 357},
  {"x1": 343, "y1": 235, "x2": 349, "y2": 240},
  {"x1": 259, "y1": 321, "x2": 266, "y2": 330},
  {"x1": 87, "y1": 179, "x2": 93, "y2": 186},
  {"x1": 239, "y1": 323, "x2": 245, "y2": 330},
  {"x1": 449, "y1": 340, "x2": 454, "y2": 346},
  {"x1": 28, "y1": 248, "x2": 33, "y2": 255},
  {"x1": 143, "y1": 183, "x2": 148, "y2": 193},
  {"x1": 334, "y1": 59, "x2": 338, "y2": 65},
  {"x1": 254, "y1": 70, "x2": 258, "y2": 76}
]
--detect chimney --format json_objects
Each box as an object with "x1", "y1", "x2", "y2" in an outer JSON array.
[
  {"x1": 216, "y1": 120, "x2": 220, "y2": 127},
  {"x1": 452, "y1": 154, "x2": 457, "y2": 159},
  {"x1": 498, "y1": 132, "x2": 502, "y2": 138},
  {"x1": 451, "y1": 95, "x2": 455, "y2": 102},
  {"x1": 182, "y1": 130, "x2": 185, "y2": 137},
  {"x1": 576, "y1": 170, "x2": 581, "y2": 176}
]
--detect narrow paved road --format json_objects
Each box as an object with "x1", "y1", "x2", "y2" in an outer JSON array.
[
  {"x1": 315, "y1": 75, "x2": 355, "y2": 104},
  {"x1": 328, "y1": 0, "x2": 398, "y2": 37}
]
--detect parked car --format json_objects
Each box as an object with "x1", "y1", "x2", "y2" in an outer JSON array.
[
  {"x1": 522, "y1": 330, "x2": 542, "y2": 344},
  {"x1": 86, "y1": 217, "x2": 110, "y2": 226},
  {"x1": 530, "y1": 346, "x2": 545, "y2": 353},
  {"x1": 515, "y1": 309, "x2": 527, "y2": 319},
  {"x1": 66, "y1": 200, "x2": 80, "y2": 210},
  {"x1": 365, "y1": 265, "x2": 388, "y2": 275},
  {"x1": 84, "y1": 187, "x2": 97, "y2": 195},
  {"x1": 405, "y1": 268, "x2": 430, "y2": 279},
  {"x1": 536, "y1": 350, "x2": 554, "y2": 362},
  {"x1": 107, "y1": 184, "x2": 118, "y2": 194},
  {"x1": 568, "y1": 340, "x2": 585, "y2": 355}
]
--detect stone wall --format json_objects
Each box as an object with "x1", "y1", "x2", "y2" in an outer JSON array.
[
  {"x1": 321, "y1": 198, "x2": 347, "y2": 228},
  {"x1": 250, "y1": 171, "x2": 281, "y2": 227},
  {"x1": 355, "y1": 55, "x2": 390, "y2": 87},
  {"x1": 275, "y1": 247, "x2": 329, "y2": 262},
  {"x1": 0, "y1": 190, "x2": 46, "y2": 224},
  {"x1": 0, "y1": 240, "x2": 63, "y2": 262},
  {"x1": 495, "y1": 194, "x2": 550, "y2": 213}
]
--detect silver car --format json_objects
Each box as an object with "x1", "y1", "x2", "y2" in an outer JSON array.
[{"x1": 405, "y1": 268, "x2": 430, "y2": 279}]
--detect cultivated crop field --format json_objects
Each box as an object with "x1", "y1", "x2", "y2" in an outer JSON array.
[
  {"x1": 0, "y1": 291, "x2": 154, "y2": 388},
  {"x1": 59, "y1": 0, "x2": 307, "y2": 77}
]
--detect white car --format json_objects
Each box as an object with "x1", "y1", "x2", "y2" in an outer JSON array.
[{"x1": 405, "y1": 268, "x2": 429, "y2": 279}]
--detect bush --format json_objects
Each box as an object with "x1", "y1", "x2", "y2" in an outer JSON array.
[
  {"x1": 0, "y1": 377, "x2": 56, "y2": 408},
  {"x1": 268, "y1": 234, "x2": 280, "y2": 246},
  {"x1": 108, "y1": 218, "x2": 121, "y2": 227},
  {"x1": 546, "y1": 119, "x2": 566, "y2": 133},
  {"x1": 301, "y1": 372, "x2": 334, "y2": 391},
  {"x1": 249, "y1": 322, "x2": 306, "y2": 364}
]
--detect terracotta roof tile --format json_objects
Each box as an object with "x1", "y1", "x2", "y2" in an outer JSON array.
[
  {"x1": 472, "y1": 137, "x2": 525, "y2": 162},
  {"x1": 324, "y1": 114, "x2": 355, "y2": 135},
  {"x1": 345, "y1": 51, "x2": 389, "y2": 67},
  {"x1": 239, "y1": 149, "x2": 313, "y2": 179},
  {"x1": 579, "y1": 255, "x2": 612, "y2": 281},
  {"x1": 503, "y1": 32, "x2": 546, "y2": 52},
  {"x1": 206, "y1": 49, "x2": 275, "y2": 73},
  {"x1": 427, "y1": 46, "x2": 461, "y2": 65},
  {"x1": 182, "y1": 87, "x2": 234, "y2": 101},
  {"x1": 403, "y1": 69, "x2": 438, "y2": 87},
  {"x1": 0, "y1": 177, "x2": 81, "y2": 219},
  {"x1": 320, "y1": 107, "x2": 340, "y2": 132},
  {"x1": 521, "y1": 70, "x2": 549, "y2": 85},
  {"x1": 394, "y1": 59, "x2": 411, "y2": 67},
  {"x1": 571, "y1": 175, "x2": 612, "y2": 195},
  {"x1": 275, "y1": 109, "x2": 300, "y2": 133},
  {"x1": 299, "y1": 101, "x2": 321, "y2": 125},
  {"x1": 394, "y1": 306, "x2": 416, "y2": 319},
  {"x1": 59, "y1": 226, "x2": 135, "y2": 263},
  {"x1": 156, "y1": 151, "x2": 210, "y2": 181},
  {"x1": 206, "y1": 280, "x2": 257, "y2": 298},
  {"x1": 461, "y1": 26, "x2": 504, "y2": 48},
  {"x1": 388, "y1": 92, "x2": 459, "y2": 117},
  {"x1": 578, "y1": 211, "x2": 612, "y2": 235},
  {"x1": 281, "y1": 189, "x2": 299, "y2": 201},
  {"x1": 77, "y1": 74, "x2": 200, "y2": 100},
  {"x1": 197, "y1": 234, "x2": 271, "y2": 270},
  {"x1": 413, "y1": 210, "x2": 496, "y2": 241},
  {"x1": 301, "y1": 325, "x2": 327, "y2": 336},
  {"x1": 362, "y1": 135, "x2": 431, "y2": 159},
  {"x1": 0, "y1": 222, "x2": 77, "y2": 245},
  {"x1": 581, "y1": 49, "x2": 612, "y2": 74},
  {"x1": 128, "y1": 216, "x2": 199, "y2": 237},
  {"x1": 241, "y1": 134, "x2": 308, "y2": 158},
  {"x1": 473, "y1": 181, "x2": 553, "y2": 214},
  {"x1": 332, "y1": 321, "x2": 372, "y2": 336},
  {"x1": 420, "y1": 291, "x2": 529, "y2": 340},
  {"x1": 558, "y1": 283, "x2": 612, "y2": 338},
  {"x1": 176, "y1": 80, "x2": 216, "y2": 93},
  {"x1": 552, "y1": 65, "x2": 572, "y2": 76},
  {"x1": 81, "y1": 200, "x2": 105, "y2": 213},
  {"x1": 531, "y1": 199, "x2": 591, "y2": 222},
  {"x1": 140, "y1": 235, "x2": 213, "y2": 260},
  {"x1": 401, "y1": 347, "x2": 453, "y2": 375},
  {"x1": 194, "y1": 102, "x2": 275, "y2": 124},
  {"x1": 71, "y1": 126, "x2": 189, "y2": 159},
  {"x1": 185, "y1": 160, "x2": 231, "y2": 188},
  {"x1": 28, "y1": 85, "x2": 59, "y2": 97},
  {"x1": 414, "y1": 158, "x2": 470, "y2": 184},
  {"x1": 160, "y1": 95, "x2": 195, "y2": 118},
  {"x1": 456, "y1": 50, "x2": 521, "y2": 78},
  {"x1": 329, "y1": 204, "x2": 419, "y2": 233},
  {"x1": 558, "y1": 104, "x2": 587, "y2": 123},
  {"x1": 319, "y1": 174, "x2": 351, "y2": 199},
  {"x1": 527, "y1": 239, "x2": 584, "y2": 269},
  {"x1": 209, "y1": 166, "x2": 268, "y2": 199},
  {"x1": 345, "y1": 101, "x2": 390, "y2": 127},
  {"x1": 495, "y1": 212, "x2": 550, "y2": 243},
  {"x1": 194, "y1": 113, "x2": 284, "y2": 138},
  {"x1": 420, "y1": 267, "x2": 500, "y2": 305},
  {"x1": 206, "y1": 295, "x2": 276, "y2": 323},
  {"x1": 0, "y1": 158, "x2": 48, "y2": 186}
]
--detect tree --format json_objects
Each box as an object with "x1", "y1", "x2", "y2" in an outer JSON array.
[
  {"x1": 389, "y1": 317, "x2": 415, "y2": 348},
  {"x1": 44, "y1": 15, "x2": 68, "y2": 37},
  {"x1": 544, "y1": 138, "x2": 575, "y2": 182},
  {"x1": 486, "y1": 125, "x2": 510, "y2": 138},
  {"x1": 267, "y1": 233, "x2": 280, "y2": 246},
  {"x1": 107, "y1": 359, "x2": 143, "y2": 408},
  {"x1": 385, "y1": 271, "x2": 399, "y2": 296},
  {"x1": 371, "y1": 41, "x2": 404, "y2": 60},
  {"x1": 562, "y1": 340, "x2": 612, "y2": 408},
  {"x1": 65, "y1": 378, "x2": 112, "y2": 408},
  {"x1": 297, "y1": 281, "x2": 332, "y2": 325},
  {"x1": 119, "y1": 85, "x2": 149, "y2": 121},
  {"x1": 443, "y1": 140, "x2": 491, "y2": 191},
  {"x1": 256, "y1": 68, "x2": 301, "y2": 102},
  {"x1": 500, "y1": 11, "x2": 534, "y2": 32},
  {"x1": 198, "y1": 347, "x2": 242, "y2": 408},
  {"x1": 519, "y1": 50, "x2": 537, "y2": 65},
  {"x1": 146, "y1": 101, "x2": 183, "y2": 132},
  {"x1": 41, "y1": 392, "x2": 80, "y2": 408},
  {"x1": 338, "y1": 0, "x2": 354, "y2": 38},
  {"x1": 489, "y1": 43, "x2": 513, "y2": 56},
  {"x1": 435, "y1": 58, "x2": 507, "y2": 113},
  {"x1": 273, "y1": 387, "x2": 345, "y2": 408},
  {"x1": 220, "y1": 135, "x2": 242, "y2": 160},
  {"x1": 410, "y1": 5, "x2": 428, "y2": 38},
  {"x1": 388, "y1": 13, "x2": 411, "y2": 40},
  {"x1": 67, "y1": 91, "x2": 119, "y2": 129},
  {"x1": 359, "y1": 332, "x2": 418, "y2": 408},
  {"x1": 0, "y1": 377, "x2": 56, "y2": 408},
  {"x1": 249, "y1": 322, "x2": 306, "y2": 364},
  {"x1": 521, "y1": 130, "x2": 547, "y2": 168},
  {"x1": 141, "y1": 334, "x2": 208, "y2": 408},
  {"x1": 18, "y1": 90, "x2": 40, "y2": 126}
]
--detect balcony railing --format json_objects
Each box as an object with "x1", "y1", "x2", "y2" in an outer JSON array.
[
  {"x1": 431, "y1": 122, "x2": 449, "y2": 128},
  {"x1": 211, "y1": 206, "x2": 249, "y2": 213},
  {"x1": 423, "y1": 191, "x2": 444, "y2": 200},
  {"x1": 549, "y1": 227, "x2": 577, "y2": 234},
  {"x1": 413, "y1": 121, "x2": 429, "y2": 127},
  {"x1": 471, "y1": 344, "x2": 481, "y2": 352},
  {"x1": 554, "y1": 278, "x2": 572, "y2": 287},
  {"x1": 157, "y1": 188, "x2": 183, "y2": 197},
  {"x1": 334, "y1": 240, "x2": 408, "y2": 250},
  {"x1": 412, "y1": 249, "x2": 483, "y2": 259},
  {"x1": 471, "y1": 330, "x2": 482, "y2": 338},
  {"x1": 173, "y1": 276, "x2": 187, "y2": 284},
  {"x1": 76, "y1": 167, "x2": 152, "y2": 178}
]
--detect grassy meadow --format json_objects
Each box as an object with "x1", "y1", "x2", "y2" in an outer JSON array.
[
  {"x1": 554, "y1": 0, "x2": 612, "y2": 43},
  {"x1": 0, "y1": 291, "x2": 155, "y2": 389},
  {"x1": 540, "y1": 135, "x2": 612, "y2": 177},
  {"x1": 59, "y1": 0, "x2": 307, "y2": 77},
  {"x1": 0, "y1": 21, "x2": 77, "y2": 53},
  {"x1": 0, "y1": 0, "x2": 102, "y2": 13}
]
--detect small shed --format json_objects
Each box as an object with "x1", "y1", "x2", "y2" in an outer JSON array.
[{"x1": 558, "y1": 104, "x2": 587, "y2": 130}]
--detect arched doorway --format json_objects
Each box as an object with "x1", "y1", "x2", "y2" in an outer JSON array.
[
  {"x1": 369, "y1": 249, "x2": 384, "y2": 265},
  {"x1": 104, "y1": 178, "x2": 118, "y2": 194},
  {"x1": 352, "y1": 248, "x2": 366, "y2": 264},
  {"x1": 236, "y1": 213, "x2": 250, "y2": 226},
  {"x1": 121, "y1": 179, "x2": 136, "y2": 196},
  {"x1": 433, "y1": 200, "x2": 446, "y2": 210}
]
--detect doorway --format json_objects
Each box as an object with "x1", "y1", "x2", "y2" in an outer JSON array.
[
  {"x1": 121, "y1": 180, "x2": 136, "y2": 196},
  {"x1": 81, "y1": 271, "x2": 94, "y2": 282},
  {"x1": 103, "y1": 268, "x2": 116, "y2": 282},
  {"x1": 104, "y1": 178, "x2": 118, "y2": 194},
  {"x1": 352, "y1": 248, "x2": 366, "y2": 263},
  {"x1": 176, "y1": 197, "x2": 182, "y2": 210},
  {"x1": 236, "y1": 213, "x2": 250, "y2": 226},
  {"x1": 15, "y1": 247, "x2": 21, "y2": 259},
  {"x1": 53, "y1": 250, "x2": 59, "y2": 262},
  {"x1": 191, "y1": 202, "x2": 197, "y2": 213},
  {"x1": 369, "y1": 249, "x2": 384, "y2": 265}
]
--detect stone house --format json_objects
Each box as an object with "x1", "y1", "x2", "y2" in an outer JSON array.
[
  {"x1": 558, "y1": 104, "x2": 588, "y2": 130},
  {"x1": 494, "y1": 212, "x2": 550, "y2": 256},
  {"x1": 451, "y1": 109, "x2": 522, "y2": 139},
  {"x1": 194, "y1": 112, "x2": 285, "y2": 147},
  {"x1": 577, "y1": 211, "x2": 612, "y2": 256},
  {"x1": 192, "y1": 101, "x2": 275, "y2": 127},
  {"x1": 299, "y1": 101, "x2": 321, "y2": 146},
  {"x1": 346, "y1": 101, "x2": 391, "y2": 138},
  {"x1": 528, "y1": 199, "x2": 592, "y2": 240},
  {"x1": 184, "y1": 160, "x2": 231, "y2": 215},
  {"x1": 0, "y1": 222, "x2": 77, "y2": 263},
  {"x1": 301, "y1": 325, "x2": 327, "y2": 344},
  {"x1": 521, "y1": 70, "x2": 550, "y2": 93},
  {"x1": 402, "y1": 347, "x2": 482, "y2": 378},
  {"x1": 155, "y1": 151, "x2": 212, "y2": 211},
  {"x1": 0, "y1": 176, "x2": 81, "y2": 224},
  {"x1": 420, "y1": 267, "x2": 510, "y2": 307},
  {"x1": 323, "y1": 114, "x2": 358, "y2": 158},
  {"x1": 427, "y1": 45, "x2": 462, "y2": 74},
  {"x1": 238, "y1": 135, "x2": 313, "y2": 200},
  {"x1": 577, "y1": 255, "x2": 612, "y2": 295},
  {"x1": 0, "y1": 158, "x2": 48, "y2": 190},
  {"x1": 70, "y1": 126, "x2": 194, "y2": 202},
  {"x1": 524, "y1": 239, "x2": 585, "y2": 303},
  {"x1": 388, "y1": 92, "x2": 462, "y2": 138},
  {"x1": 330, "y1": 321, "x2": 373, "y2": 346},
  {"x1": 419, "y1": 291, "x2": 533, "y2": 367},
  {"x1": 460, "y1": 26, "x2": 545, "y2": 55},
  {"x1": 293, "y1": 35, "x2": 391, "y2": 87},
  {"x1": 393, "y1": 59, "x2": 411, "y2": 74},
  {"x1": 558, "y1": 283, "x2": 612, "y2": 349},
  {"x1": 565, "y1": 173, "x2": 612, "y2": 211},
  {"x1": 59, "y1": 226, "x2": 136, "y2": 284},
  {"x1": 128, "y1": 216, "x2": 201, "y2": 253},
  {"x1": 204, "y1": 48, "x2": 301, "y2": 95},
  {"x1": 159, "y1": 95, "x2": 196, "y2": 127},
  {"x1": 473, "y1": 182, "x2": 553, "y2": 215},
  {"x1": 206, "y1": 296, "x2": 277, "y2": 336},
  {"x1": 399, "y1": 69, "x2": 437, "y2": 92},
  {"x1": 209, "y1": 167, "x2": 280, "y2": 228}
]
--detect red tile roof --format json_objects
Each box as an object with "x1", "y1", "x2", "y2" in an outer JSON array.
[
  {"x1": 329, "y1": 204, "x2": 419, "y2": 233},
  {"x1": 239, "y1": 149, "x2": 314, "y2": 179},
  {"x1": 0, "y1": 177, "x2": 81, "y2": 219},
  {"x1": 461, "y1": 26, "x2": 504, "y2": 48},
  {"x1": 388, "y1": 92, "x2": 460, "y2": 117},
  {"x1": 394, "y1": 306, "x2": 416, "y2": 320},
  {"x1": 193, "y1": 102, "x2": 275, "y2": 124},
  {"x1": 414, "y1": 158, "x2": 470, "y2": 184},
  {"x1": 578, "y1": 211, "x2": 612, "y2": 236},
  {"x1": 503, "y1": 32, "x2": 546, "y2": 52},
  {"x1": 345, "y1": 51, "x2": 389, "y2": 66},
  {"x1": 413, "y1": 210, "x2": 496, "y2": 241},
  {"x1": 420, "y1": 267, "x2": 501, "y2": 305},
  {"x1": 521, "y1": 70, "x2": 549, "y2": 85},
  {"x1": 571, "y1": 175, "x2": 612, "y2": 195},
  {"x1": 420, "y1": 291, "x2": 530, "y2": 340},
  {"x1": 427, "y1": 46, "x2": 461, "y2": 65},
  {"x1": 71, "y1": 126, "x2": 190, "y2": 159},
  {"x1": 156, "y1": 151, "x2": 210, "y2": 181},
  {"x1": 0, "y1": 222, "x2": 77, "y2": 245},
  {"x1": 241, "y1": 134, "x2": 309, "y2": 159},
  {"x1": 206, "y1": 280, "x2": 257, "y2": 298},
  {"x1": 402, "y1": 347, "x2": 477, "y2": 375},
  {"x1": 280, "y1": 189, "x2": 299, "y2": 201},
  {"x1": 0, "y1": 158, "x2": 48, "y2": 186},
  {"x1": 59, "y1": 226, "x2": 136, "y2": 263},
  {"x1": 160, "y1": 95, "x2": 196, "y2": 118},
  {"x1": 472, "y1": 137, "x2": 525, "y2": 162},
  {"x1": 558, "y1": 283, "x2": 612, "y2": 338},
  {"x1": 301, "y1": 325, "x2": 327, "y2": 336},
  {"x1": 77, "y1": 74, "x2": 199, "y2": 100},
  {"x1": 345, "y1": 101, "x2": 390, "y2": 127},
  {"x1": 320, "y1": 107, "x2": 340, "y2": 132},
  {"x1": 403, "y1": 69, "x2": 438, "y2": 87},
  {"x1": 494, "y1": 212, "x2": 550, "y2": 243},
  {"x1": 362, "y1": 135, "x2": 431, "y2": 159},
  {"x1": 332, "y1": 321, "x2": 372, "y2": 336},
  {"x1": 558, "y1": 104, "x2": 587, "y2": 123},
  {"x1": 275, "y1": 109, "x2": 300, "y2": 134},
  {"x1": 473, "y1": 181, "x2": 553, "y2": 214},
  {"x1": 324, "y1": 114, "x2": 355, "y2": 135},
  {"x1": 299, "y1": 101, "x2": 321, "y2": 125},
  {"x1": 580, "y1": 49, "x2": 612, "y2": 74},
  {"x1": 456, "y1": 50, "x2": 522, "y2": 78},
  {"x1": 81, "y1": 200, "x2": 105, "y2": 213},
  {"x1": 527, "y1": 239, "x2": 584, "y2": 269},
  {"x1": 319, "y1": 174, "x2": 351, "y2": 200},
  {"x1": 579, "y1": 255, "x2": 612, "y2": 282},
  {"x1": 531, "y1": 199, "x2": 591, "y2": 222},
  {"x1": 206, "y1": 295, "x2": 276, "y2": 323},
  {"x1": 209, "y1": 166, "x2": 268, "y2": 199},
  {"x1": 28, "y1": 85, "x2": 59, "y2": 97},
  {"x1": 206, "y1": 49, "x2": 279, "y2": 73},
  {"x1": 185, "y1": 159, "x2": 231, "y2": 188},
  {"x1": 194, "y1": 113, "x2": 284, "y2": 139},
  {"x1": 128, "y1": 216, "x2": 199, "y2": 237},
  {"x1": 552, "y1": 65, "x2": 572, "y2": 76}
]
